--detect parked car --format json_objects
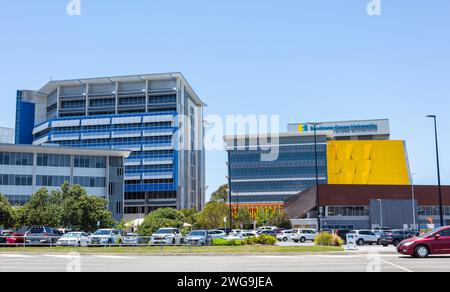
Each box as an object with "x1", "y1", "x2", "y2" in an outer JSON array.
[
  {"x1": 216, "y1": 228, "x2": 232, "y2": 235},
  {"x1": 224, "y1": 232, "x2": 243, "y2": 240},
  {"x1": 379, "y1": 229, "x2": 418, "y2": 247},
  {"x1": 122, "y1": 233, "x2": 148, "y2": 246},
  {"x1": 150, "y1": 228, "x2": 183, "y2": 245},
  {"x1": 6, "y1": 226, "x2": 30, "y2": 245},
  {"x1": 348, "y1": 230, "x2": 380, "y2": 245},
  {"x1": 292, "y1": 229, "x2": 318, "y2": 243},
  {"x1": 334, "y1": 229, "x2": 351, "y2": 243},
  {"x1": 258, "y1": 230, "x2": 277, "y2": 238},
  {"x1": 256, "y1": 226, "x2": 278, "y2": 233},
  {"x1": 208, "y1": 230, "x2": 227, "y2": 239},
  {"x1": 25, "y1": 226, "x2": 62, "y2": 245},
  {"x1": 277, "y1": 230, "x2": 293, "y2": 242},
  {"x1": 186, "y1": 230, "x2": 212, "y2": 246},
  {"x1": 397, "y1": 226, "x2": 450, "y2": 258},
  {"x1": 89, "y1": 229, "x2": 122, "y2": 245},
  {"x1": 57, "y1": 232, "x2": 91, "y2": 247},
  {"x1": 241, "y1": 231, "x2": 258, "y2": 238},
  {"x1": 0, "y1": 230, "x2": 13, "y2": 245}
]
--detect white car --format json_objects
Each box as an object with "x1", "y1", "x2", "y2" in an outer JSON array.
[
  {"x1": 256, "y1": 226, "x2": 278, "y2": 233},
  {"x1": 224, "y1": 233, "x2": 243, "y2": 241},
  {"x1": 57, "y1": 232, "x2": 91, "y2": 247},
  {"x1": 349, "y1": 230, "x2": 380, "y2": 245},
  {"x1": 292, "y1": 229, "x2": 318, "y2": 243},
  {"x1": 150, "y1": 228, "x2": 183, "y2": 245},
  {"x1": 277, "y1": 230, "x2": 293, "y2": 242},
  {"x1": 208, "y1": 230, "x2": 227, "y2": 239},
  {"x1": 89, "y1": 229, "x2": 122, "y2": 245}
]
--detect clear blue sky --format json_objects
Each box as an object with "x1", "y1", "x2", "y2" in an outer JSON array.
[{"x1": 1, "y1": 1, "x2": 449, "y2": 200}]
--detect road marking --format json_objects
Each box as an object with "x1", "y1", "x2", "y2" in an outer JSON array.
[
  {"x1": 93, "y1": 255, "x2": 136, "y2": 260},
  {"x1": 378, "y1": 258, "x2": 413, "y2": 272},
  {"x1": 0, "y1": 254, "x2": 33, "y2": 258}
]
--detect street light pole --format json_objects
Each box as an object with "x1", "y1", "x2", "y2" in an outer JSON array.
[
  {"x1": 227, "y1": 150, "x2": 233, "y2": 230},
  {"x1": 310, "y1": 122, "x2": 321, "y2": 231},
  {"x1": 426, "y1": 115, "x2": 444, "y2": 227}
]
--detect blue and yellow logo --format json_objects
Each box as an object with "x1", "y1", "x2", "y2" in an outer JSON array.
[{"x1": 298, "y1": 124, "x2": 309, "y2": 133}]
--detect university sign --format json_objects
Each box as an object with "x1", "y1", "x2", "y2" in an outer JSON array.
[{"x1": 290, "y1": 119, "x2": 390, "y2": 138}]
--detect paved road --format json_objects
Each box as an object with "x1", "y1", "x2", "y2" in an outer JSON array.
[{"x1": 1, "y1": 253, "x2": 450, "y2": 272}]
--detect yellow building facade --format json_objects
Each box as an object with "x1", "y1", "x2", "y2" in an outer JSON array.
[{"x1": 327, "y1": 140, "x2": 411, "y2": 185}]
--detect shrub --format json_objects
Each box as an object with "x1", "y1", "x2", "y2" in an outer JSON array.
[
  {"x1": 255, "y1": 234, "x2": 277, "y2": 245},
  {"x1": 314, "y1": 232, "x2": 344, "y2": 247},
  {"x1": 213, "y1": 239, "x2": 245, "y2": 246}
]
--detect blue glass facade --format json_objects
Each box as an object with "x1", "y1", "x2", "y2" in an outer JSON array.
[
  {"x1": 15, "y1": 91, "x2": 35, "y2": 145},
  {"x1": 227, "y1": 135, "x2": 328, "y2": 205},
  {"x1": 32, "y1": 112, "x2": 178, "y2": 211}
]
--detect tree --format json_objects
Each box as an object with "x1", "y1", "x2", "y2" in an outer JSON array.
[
  {"x1": 60, "y1": 184, "x2": 114, "y2": 232},
  {"x1": 0, "y1": 194, "x2": 14, "y2": 228},
  {"x1": 196, "y1": 202, "x2": 228, "y2": 229},
  {"x1": 180, "y1": 208, "x2": 197, "y2": 225},
  {"x1": 21, "y1": 188, "x2": 63, "y2": 227},
  {"x1": 137, "y1": 208, "x2": 185, "y2": 236},
  {"x1": 209, "y1": 184, "x2": 228, "y2": 203},
  {"x1": 234, "y1": 207, "x2": 253, "y2": 229}
]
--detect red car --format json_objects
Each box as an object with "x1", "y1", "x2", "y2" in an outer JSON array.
[
  {"x1": 397, "y1": 226, "x2": 450, "y2": 258},
  {"x1": 5, "y1": 226, "x2": 30, "y2": 245}
]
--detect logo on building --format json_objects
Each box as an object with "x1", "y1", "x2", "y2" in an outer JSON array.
[{"x1": 297, "y1": 124, "x2": 308, "y2": 133}]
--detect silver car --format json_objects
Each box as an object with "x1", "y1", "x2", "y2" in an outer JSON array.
[
  {"x1": 57, "y1": 232, "x2": 91, "y2": 247},
  {"x1": 208, "y1": 230, "x2": 227, "y2": 239},
  {"x1": 186, "y1": 230, "x2": 212, "y2": 246}
]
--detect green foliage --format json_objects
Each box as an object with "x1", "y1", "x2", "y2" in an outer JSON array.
[
  {"x1": 213, "y1": 238, "x2": 244, "y2": 246},
  {"x1": 255, "y1": 234, "x2": 277, "y2": 245},
  {"x1": 179, "y1": 208, "x2": 197, "y2": 225},
  {"x1": 314, "y1": 232, "x2": 344, "y2": 247},
  {"x1": 196, "y1": 202, "x2": 228, "y2": 229},
  {"x1": 209, "y1": 184, "x2": 228, "y2": 203},
  {"x1": 234, "y1": 207, "x2": 252, "y2": 229},
  {"x1": 137, "y1": 208, "x2": 185, "y2": 236},
  {"x1": 6, "y1": 184, "x2": 114, "y2": 232},
  {"x1": 0, "y1": 194, "x2": 14, "y2": 228},
  {"x1": 244, "y1": 235, "x2": 277, "y2": 245}
]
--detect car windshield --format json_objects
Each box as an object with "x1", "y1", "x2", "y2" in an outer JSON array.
[
  {"x1": 419, "y1": 228, "x2": 443, "y2": 238},
  {"x1": 63, "y1": 233, "x2": 81, "y2": 238},
  {"x1": 189, "y1": 231, "x2": 206, "y2": 236},
  {"x1": 94, "y1": 230, "x2": 111, "y2": 235},
  {"x1": 156, "y1": 229, "x2": 174, "y2": 234}
]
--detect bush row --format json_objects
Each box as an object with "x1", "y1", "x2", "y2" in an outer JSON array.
[{"x1": 213, "y1": 234, "x2": 277, "y2": 246}]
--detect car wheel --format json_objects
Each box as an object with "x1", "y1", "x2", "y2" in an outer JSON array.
[
  {"x1": 293, "y1": 240, "x2": 299, "y2": 243},
  {"x1": 393, "y1": 240, "x2": 400, "y2": 247},
  {"x1": 382, "y1": 243, "x2": 388, "y2": 247},
  {"x1": 300, "y1": 237, "x2": 306, "y2": 243},
  {"x1": 415, "y1": 245, "x2": 429, "y2": 258},
  {"x1": 357, "y1": 239, "x2": 365, "y2": 246},
  {"x1": 283, "y1": 237, "x2": 288, "y2": 242}
]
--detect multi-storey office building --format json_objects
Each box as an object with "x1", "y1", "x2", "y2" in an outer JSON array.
[
  {"x1": 225, "y1": 119, "x2": 412, "y2": 213},
  {"x1": 224, "y1": 132, "x2": 331, "y2": 212},
  {"x1": 0, "y1": 144, "x2": 129, "y2": 221},
  {"x1": 15, "y1": 73, "x2": 206, "y2": 220}
]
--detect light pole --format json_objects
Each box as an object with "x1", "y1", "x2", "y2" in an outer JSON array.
[
  {"x1": 426, "y1": 115, "x2": 444, "y2": 227},
  {"x1": 377, "y1": 199, "x2": 383, "y2": 229},
  {"x1": 411, "y1": 173, "x2": 417, "y2": 229},
  {"x1": 308, "y1": 122, "x2": 322, "y2": 231}
]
